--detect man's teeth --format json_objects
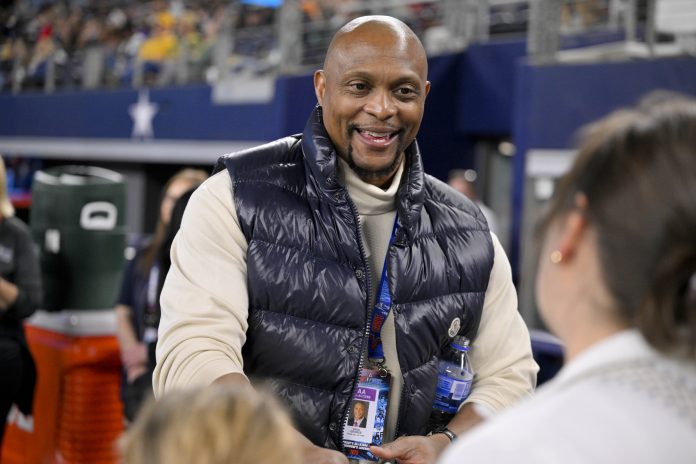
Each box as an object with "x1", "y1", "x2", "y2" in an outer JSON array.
[{"x1": 363, "y1": 131, "x2": 391, "y2": 138}]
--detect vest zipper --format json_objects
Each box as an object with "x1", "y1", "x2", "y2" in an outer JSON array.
[
  {"x1": 392, "y1": 228, "x2": 408, "y2": 440},
  {"x1": 394, "y1": 378, "x2": 406, "y2": 439},
  {"x1": 339, "y1": 188, "x2": 374, "y2": 452}
]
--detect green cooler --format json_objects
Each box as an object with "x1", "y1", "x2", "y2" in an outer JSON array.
[{"x1": 30, "y1": 166, "x2": 126, "y2": 311}]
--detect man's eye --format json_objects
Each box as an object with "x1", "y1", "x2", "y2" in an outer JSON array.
[
  {"x1": 397, "y1": 87, "x2": 416, "y2": 96},
  {"x1": 351, "y1": 83, "x2": 368, "y2": 91}
]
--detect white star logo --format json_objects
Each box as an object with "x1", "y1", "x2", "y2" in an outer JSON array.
[{"x1": 129, "y1": 89, "x2": 159, "y2": 139}]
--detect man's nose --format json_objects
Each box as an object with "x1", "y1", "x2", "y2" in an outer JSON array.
[{"x1": 363, "y1": 89, "x2": 397, "y2": 120}]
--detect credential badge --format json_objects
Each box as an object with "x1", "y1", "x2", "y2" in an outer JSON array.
[{"x1": 448, "y1": 317, "x2": 461, "y2": 338}]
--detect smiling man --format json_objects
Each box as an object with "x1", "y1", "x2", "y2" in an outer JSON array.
[
  {"x1": 314, "y1": 17, "x2": 429, "y2": 189},
  {"x1": 154, "y1": 15, "x2": 537, "y2": 464}
]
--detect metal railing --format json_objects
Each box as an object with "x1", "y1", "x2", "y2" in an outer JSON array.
[
  {"x1": 527, "y1": 0, "x2": 696, "y2": 64},
  {"x1": 275, "y1": 0, "x2": 504, "y2": 74},
  {"x1": 9, "y1": 0, "x2": 693, "y2": 93},
  {"x1": 4, "y1": 0, "x2": 527, "y2": 93}
]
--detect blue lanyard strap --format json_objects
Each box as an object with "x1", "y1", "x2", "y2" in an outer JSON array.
[
  {"x1": 367, "y1": 216, "x2": 400, "y2": 364},
  {"x1": 147, "y1": 263, "x2": 160, "y2": 310}
]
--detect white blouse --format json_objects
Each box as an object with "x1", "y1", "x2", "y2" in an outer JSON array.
[{"x1": 439, "y1": 329, "x2": 696, "y2": 464}]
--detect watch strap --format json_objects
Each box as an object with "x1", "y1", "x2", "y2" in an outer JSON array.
[{"x1": 429, "y1": 427, "x2": 457, "y2": 442}]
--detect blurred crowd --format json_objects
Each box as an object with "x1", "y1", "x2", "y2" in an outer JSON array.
[
  {"x1": 0, "y1": 0, "x2": 272, "y2": 92},
  {"x1": 0, "y1": 0, "x2": 659, "y2": 94},
  {"x1": 0, "y1": 0, "x2": 504, "y2": 94}
]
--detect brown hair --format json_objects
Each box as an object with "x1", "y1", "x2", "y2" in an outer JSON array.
[
  {"x1": 120, "y1": 385, "x2": 302, "y2": 464},
  {"x1": 138, "y1": 168, "x2": 208, "y2": 272},
  {"x1": 541, "y1": 93, "x2": 696, "y2": 357},
  {"x1": 0, "y1": 156, "x2": 15, "y2": 218}
]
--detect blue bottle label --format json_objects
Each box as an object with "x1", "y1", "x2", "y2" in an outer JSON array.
[{"x1": 432, "y1": 374, "x2": 472, "y2": 414}]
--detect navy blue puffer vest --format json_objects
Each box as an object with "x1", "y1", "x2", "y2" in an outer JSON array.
[{"x1": 215, "y1": 106, "x2": 493, "y2": 450}]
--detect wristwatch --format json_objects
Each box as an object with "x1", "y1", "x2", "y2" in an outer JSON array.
[{"x1": 428, "y1": 427, "x2": 457, "y2": 442}]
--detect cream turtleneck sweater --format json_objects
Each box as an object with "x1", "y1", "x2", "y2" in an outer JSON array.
[{"x1": 155, "y1": 160, "x2": 538, "y2": 445}]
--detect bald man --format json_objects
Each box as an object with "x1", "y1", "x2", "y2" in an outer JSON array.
[{"x1": 155, "y1": 16, "x2": 537, "y2": 464}]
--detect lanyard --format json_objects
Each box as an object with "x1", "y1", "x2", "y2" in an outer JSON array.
[
  {"x1": 367, "y1": 216, "x2": 399, "y2": 365},
  {"x1": 144, "y1": 263, "x2": 160, "y2": 329},
  {"x1": 147, "y1": 263, "x2": 160, "y2": 309}
]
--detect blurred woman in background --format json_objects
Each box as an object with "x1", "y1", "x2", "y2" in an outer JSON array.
[
  {"x1": 115, "y1": 168, "x2": 207, "y2": 422},
  {"x1": 154, "y1": 186, "x2": 196, "y2": 312},
  {"x1": 0, "y1": 156, "x2": 42, "y2": 455},
  {"x1": 439, "y1": 96, "x2": 696, "y2": 463}
]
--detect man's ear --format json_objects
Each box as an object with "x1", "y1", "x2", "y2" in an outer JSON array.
[{"x1": 314, "y1": 70, "x2": 326, "y2": 105}]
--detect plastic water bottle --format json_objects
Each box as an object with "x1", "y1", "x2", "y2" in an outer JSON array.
[{"x1": 428, "y1": 336, "x2": 474, "y2": 430}]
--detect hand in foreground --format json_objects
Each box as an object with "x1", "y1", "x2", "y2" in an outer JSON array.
[
  {"x1": 301, "y1": 442, "x2": 349, "y2": 464},
  {"x1": 369, "y1": 434, "x2": 450, "y2": 464},
  {"x1": 294, "y1": 428, "x2": 348, "y2": 464}
]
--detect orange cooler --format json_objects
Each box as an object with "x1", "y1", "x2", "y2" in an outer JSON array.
[{"x1": 2, "y1": 310, "x2": 124, "y2": 464}]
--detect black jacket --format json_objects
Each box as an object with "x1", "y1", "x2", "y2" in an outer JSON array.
[
  {"x1": 0, "y1": 216, "x2": 43, "y2": 414},
  {"x1": 215, "y1": 106, "x2": 493, "y2": 449}
]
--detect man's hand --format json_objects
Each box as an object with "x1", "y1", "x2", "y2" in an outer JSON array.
[
  {"x1": 370, "y1": 403, "x2": 485, "y2": 463},
  {"x1": 369, "y1": 434, "x2": 450, "y2": 464}
]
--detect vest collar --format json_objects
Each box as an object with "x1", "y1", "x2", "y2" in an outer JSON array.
[{"x1": 302, "y1": 105, "x2": 424, "y2": 240}]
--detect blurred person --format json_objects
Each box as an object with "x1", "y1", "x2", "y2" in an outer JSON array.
[
  {"x1": 0, "y1": 155, "x2": 42, "y2": 454},
  {"x1": 115, "y1": 168, "x2": 207, "y2": 423},
  {"x1": 0, "y1": 37, "x2": 15, "y2": 92},
  {"x1": 119, "y1": 384, "x2": 302, "y2": 464},
  {"x1": 439, "y1": 96, "x2": 696, "y2": 463},
  {"x1": 195, "y1": 7, "x2": 220, "y2": 75},
  {"x1": 52, "y1": 6, "x2": 84, "y2": 89},
  {"x1": 154, "y1": 187, "x2": 196, "y2": 315},
  {"x1": 447, "y1": 168, "x2": 499, "y2": 237},
  {"x1": 101, "y1": 7, "x2": 134, "y2": 88},
  {"x1": 155, "y1": 16, "x2": 537, "y2": 464},
  {"x1": 75, "y1": 13, "x2": 106, "y2": 89},
  {"x1": 173, "y1": 10, "x2": 203, "y2": 80},
  {"x1": 25, "y1": 21, "x2": 55, "y2": 89},
  {"x1": 136, "y1": 11, "x2": 179, "y2": 86}
]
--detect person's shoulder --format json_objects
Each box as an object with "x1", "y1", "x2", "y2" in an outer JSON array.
[
  {"x1": 423, "y1": 174, "x2": 476, "y2": 209},
  {"x1": 129, "y1": 237, "x2": 154, "y2": 263},
  {"x1": 190, "y1": 171, "x2": 235, "y2": 208},
  {"x1": 204, "y1": 170, "x2": 233, "y2": 193},
  {"x1": 215, "y1": 135, "x2": 302, "y2": 176},
  {"x1": 4, "y1": 215, "x2": 29, "y2": 231},
  {"x1": 423, "y1": 174, "x2": 488, "y2": 229},
  {"x1": 441, "y1": 393, "x2": 571, "y2": 464},
  {"x1": 119, "y1": 238, "x2": 153, "y2": 279},
  {"x1": 179, "y1": 171, "x2": 240, "y2": 230},
  {"x1": 2, "y1": 216, "x2": 32, "y2": 239}
]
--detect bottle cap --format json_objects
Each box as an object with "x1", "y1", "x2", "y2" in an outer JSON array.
[{"x1": 451, "y1": 336, "x2": 470, "y2": 351}]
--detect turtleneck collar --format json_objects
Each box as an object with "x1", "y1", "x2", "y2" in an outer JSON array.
[
  {"x1": 302, "y1": 104, "x2": 425, "y2": 241},
  {"x1": 337, "y1": 157, "x2": 404, "y2": 216}
]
